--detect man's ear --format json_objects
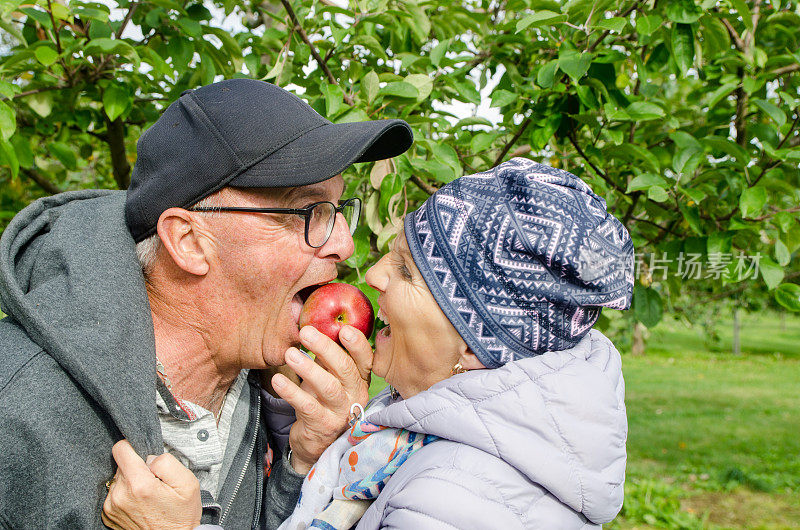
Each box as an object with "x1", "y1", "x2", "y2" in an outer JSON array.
[{"x1": 156, "y1": 208, "x2": 214, "y2": 276}]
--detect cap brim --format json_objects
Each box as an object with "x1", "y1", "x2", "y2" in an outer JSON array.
[{"x1": 229, "y1": 119, "x2": 413, "y2": 188}]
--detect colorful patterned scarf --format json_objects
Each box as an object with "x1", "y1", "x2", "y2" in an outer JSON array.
[{"x1": 278, "y1": 390, "x2": 438, "y2": 530}]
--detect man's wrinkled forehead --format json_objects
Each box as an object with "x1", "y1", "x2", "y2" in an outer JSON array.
[{"x1": 230, "y1": 175, "x2": 344, "y2": 207}]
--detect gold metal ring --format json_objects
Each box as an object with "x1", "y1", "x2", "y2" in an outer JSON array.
[{"x1": 105, "y1": 477, "x2": 116, "y2": 490}]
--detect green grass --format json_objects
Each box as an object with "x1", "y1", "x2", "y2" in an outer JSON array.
[{"x1": 612, "y1": 312, "x2": 800, "y2": 529}]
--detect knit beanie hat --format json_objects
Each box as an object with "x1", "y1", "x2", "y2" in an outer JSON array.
[{"x1": 404, "y1": 157, "x2": 634, "y2": 369}]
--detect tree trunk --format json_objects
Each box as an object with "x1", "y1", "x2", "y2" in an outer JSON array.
[
  {"x1": 105, "y1": 117, "x2": 131, "y2": 189},
  {"x1": 632, "y1": 322, "x2": 646, "y2": 356},
  {"x1": 733, "y1": 308, "x2": 741, "y2": 355}
]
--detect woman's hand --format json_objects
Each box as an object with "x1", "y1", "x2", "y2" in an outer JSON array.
[
  {"x1": 102, "y1": 440, "x2": 201, "y2": 530},
  {"x1": 271, "y1": 324, "x2": 373, "y2": 475}
]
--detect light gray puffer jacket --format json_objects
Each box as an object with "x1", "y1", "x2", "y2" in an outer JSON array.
[{"x1": 354, "y1": 329, "x2": 627, "y2": 529}]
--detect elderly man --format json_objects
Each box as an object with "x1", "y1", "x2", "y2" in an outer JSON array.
[{"x1": 0, "y1": 79, "x2": 412, "y2": 528}]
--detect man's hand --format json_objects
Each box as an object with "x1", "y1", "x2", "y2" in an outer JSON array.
[
  {"x1": 271, "y1": 324, "x2": 372, "y2": 474},
  {"x1": 102, "y1": 440, "x2": 201, "y2": 530}
]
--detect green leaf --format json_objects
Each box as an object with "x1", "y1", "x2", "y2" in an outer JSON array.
[
  {"x1": 760, "y1": 256, "x2": 784, "y2": 290},
  {"x1": 404, "y1": 74, "x2": 433, "y2": 102},
  {"x1": 627, "y1": 173, "x2": 667, "y2": 192},
  {"x1": 666, "y1": 0, "x2": 703, "y2": 23},
  {"x1": 516, "y1": 10, "x2": 567, "y2": 33},
  {"x1": 558, "y1": 50, "x2": 591, "y2": 81},
  {"x1": 739, "y1": 186, "x2": 767, "y2": 219},
  {"x1": 707, "y1": 82, "x2": 737, "y2": 108},
  {"x1": 449, "y1": 78, "x2": 480, "y2": 105},
  {"x1": 752, "y1": 99, "x2": 787, "y2": 129},
  {"x1": 345, "y1": 225, "x2": 371, "y2": 269},
  {"x1": 0, "y1": 18, "x2": 27, "y2": 46},
  {"x1": 103, "y1": 84, "x2": 130, "y2": 122},
  {"x1": 34, "y1": 46, "x2": 59, "y2": 66},
  {"x1": 636, "y1": 15, "x2": 662, "y2": 36},
  {"x1": 679, "y1": 203, "x2": 703, "y2": 235},
  {"x1": 648, "y1": 186, "x2": 669, "y2": 202},
  {"x1": 10, "y1": 135, "x2": 33, "y2": 169},
  {"x1": 321, "y1": 83, "x2": 344, "y2": 117},
  {"x1": 0, "y1": 139, "x2": 19, "y2": 179},
  {"x1": 671, "y1": 23, "x2": 694, "y2": 75},
  {"x1": 702, "y1": 136, "x2": 749, "y2": 165},
  {"x1": 84, "y1": 38, "x2": 140, "y2": 66},
  {"x1": 0, "y1": 102, "x2": 16, "y2": 142},
  {"x1": 48, "y1": 141, "x2": 77, "y2": 170},
  {"x1": 633, "y1": 285, "x2": 663, "y2": 328},
  {"x1": 175, "y1": 18, "x2": 202, "y2": 38},
  {"x1": 537, "y1": 61, "x2": 559, "y2": 89},
  {"x1": 378, "y1": 81, "x2": 419, "y2": 99},
  {"x1": 775, "y1": 239, "x2": 791, "y2": 267},
  {"x1": 406, "y1": 3, "x2": 431, "y2": 43},
  {"x1": 595, "y1": 17, "x2": 627, "y2": 32},
  {"x1": 626, "y1": 101, "x2": 665, "y2": 120},
  {"x1": 362, "y1": 71, "x2": 380, "y2": 104},
  {"x1": 730, "y1": 0, "x2": 753, "y2": 31},
  {"x1": 352, "y1": 35, "x2": 388, "y2": 60},
  {"x1": 409, "y1": 157, "x2": 455, "y2": 183},
  {"x1": 378, "y1": 172, "x2": 403, "y2": 216},
  {"x1": 774, "y1": 283, "x2": 800, "y2": 312},
  {"x1": 430, "y1": 39, "x2": 449, "y2": 67},
  {"x1": 604, "y1": 103, "x2": 631, "y2": 121},
  {"x1": 707, "y1": 232, "x2": 733, "y2": 255},
  {"x1": 27, "y1": 92, "x2": 53, "y2": 117},
  {"x1": 490, "y1": 89, "x2": 518, "y2": 108}
]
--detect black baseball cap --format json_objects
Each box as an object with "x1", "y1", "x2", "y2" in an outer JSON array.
[{"x1": 125, "y1": 78, "x2": 413, "y2": 242}]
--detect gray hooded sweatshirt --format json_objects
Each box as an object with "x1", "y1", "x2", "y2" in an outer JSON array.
[{"x1": 0, "y1": 190, "x2": 301, "y2": 529}]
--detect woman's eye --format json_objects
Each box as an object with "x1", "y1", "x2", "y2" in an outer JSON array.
[{"x1": 397, "y1": 262, "x2": 413, "y2": 281}]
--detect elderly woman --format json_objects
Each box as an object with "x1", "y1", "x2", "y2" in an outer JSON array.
[{"x1": 104, "y1": 158, "x2": 634, "y2": 529}]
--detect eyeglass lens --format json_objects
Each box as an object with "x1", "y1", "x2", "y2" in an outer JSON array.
[{"x1": 306, "y1": 200, "x2": 360, "y2": 247}]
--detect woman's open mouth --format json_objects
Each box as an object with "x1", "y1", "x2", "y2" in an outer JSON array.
[{"x1": 376, "y1": 307, "x2": 391, "y2": 337}]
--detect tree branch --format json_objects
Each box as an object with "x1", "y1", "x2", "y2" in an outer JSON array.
[
  {"x1": 21, "y1": 167, "x2": 63, "y2": 195},
  {"x1": 566, "y1": 131, "x2": 626, "y2": 194},
  {"x1": 772, "y1": 63, "x2": 799, "y2": 76},
  {"x1": 410, "y1": 175, "x2": 437, "y2": 195},
  {"x1": 104, "y1": 116, "x2": 131, "y2": 189},
  {"x1": 115, "y1": 0, "x2": 140, "y2": 39},
  {"x1": 278, "y1": 0, "x2": 353, "y2": 105},
  {"x1": 721, "y1": 18, "x2": 746, "y2": 51},
  {"x1": 493, "y1": 117, "x2": 531, "y2": 166},
  {"x1": 5, "y1": 85, "x2": 65, "y2": 101},
  {"x1": 586, "y1": 0, "x2": 643, "y2": 53}
]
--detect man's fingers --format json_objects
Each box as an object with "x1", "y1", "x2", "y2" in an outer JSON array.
[
  {"x1": 338, "y1": 325, "x2": 373, "y2": 383},
  {"x1": 147, "y1": 453, "x2": 199, "y2": 494},
  {"x1": 111, "y1": 440, "x2": 158, "y2": 486}
]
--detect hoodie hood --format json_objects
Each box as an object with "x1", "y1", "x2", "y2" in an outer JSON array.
[
  {"x1": 367, "y1": 329, "x2": 627, "y2": 524},
  {"x1": 0, "y1": 190, "x2": 162, "y2": 455}
]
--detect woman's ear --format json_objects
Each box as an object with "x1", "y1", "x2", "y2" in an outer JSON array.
[
  {"x1": 458, "y1": 348, "x2": 487, "y2": 370},
  {"x1": 156, "y1": 208, "x2": 214, "y2": 276}
]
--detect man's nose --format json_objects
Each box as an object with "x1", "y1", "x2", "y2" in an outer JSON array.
[{"x1": 317, "y1": 211, "x2": 355, "y2": 262}]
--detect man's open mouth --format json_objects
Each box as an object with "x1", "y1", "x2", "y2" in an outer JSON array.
[
  {"x1": 291, "y1": 283, "x2": 331, "y2": 325},
  {"x1": 376, "y1": 307, "x2": 391, "y2": 336}
]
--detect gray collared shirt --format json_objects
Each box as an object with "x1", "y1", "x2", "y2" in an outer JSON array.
[{"x1": 155, "y1": 370, "x2": 249, "y2": 497}]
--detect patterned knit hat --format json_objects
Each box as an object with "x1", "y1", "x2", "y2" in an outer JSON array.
[{"x1": 404, "y1": 157, "x2": 634, "y2": 368}]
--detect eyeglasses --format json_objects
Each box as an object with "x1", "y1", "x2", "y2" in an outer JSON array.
[{"x1": 190, "y1": 197, "x2": 361, "y2": 248}]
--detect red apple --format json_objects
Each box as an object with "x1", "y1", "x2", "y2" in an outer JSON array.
[{"x1": 298, "y1": 283, "x2": 375, "y2": 345}]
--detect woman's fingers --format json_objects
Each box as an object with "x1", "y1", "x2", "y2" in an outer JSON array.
[
  {"x1": 285, "y1": 344, "x2": 349, "y2": 410},
  {"x1": 299, "y1": 325, "x2": 367, "y2": 398},
  {"x1": 337, "y1": 325, "x2": 373, "y2": 383}
]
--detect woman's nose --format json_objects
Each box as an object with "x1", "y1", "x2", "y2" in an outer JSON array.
[{"x1": 365, "y1": 255, "x2": 389, "y2": 293}]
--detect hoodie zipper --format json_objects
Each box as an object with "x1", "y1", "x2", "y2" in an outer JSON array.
[{"x1": 219, "y1": 392, "x2": 261, "y2": 526}]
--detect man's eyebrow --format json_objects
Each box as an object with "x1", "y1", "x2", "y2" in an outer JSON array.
[{"x1": 284, "y1": 187, "x2": 329, "y2": 206}]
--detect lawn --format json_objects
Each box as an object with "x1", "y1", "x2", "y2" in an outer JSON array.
[
  {"x1": 370, "y1": 311, "x2": 800, "y2": 529},
  {"x1": 611, "y1": 311, "x2": 800, "y2": 529}
]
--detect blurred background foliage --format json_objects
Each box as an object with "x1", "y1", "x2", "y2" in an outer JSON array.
[{"x1": 1, "y1": 0, "x2": 799, "y2": 344}]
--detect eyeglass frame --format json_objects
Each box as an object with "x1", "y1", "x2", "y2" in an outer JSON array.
[{"x1": 189, "y1": 197, "x2": 361, "y2": 249}]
